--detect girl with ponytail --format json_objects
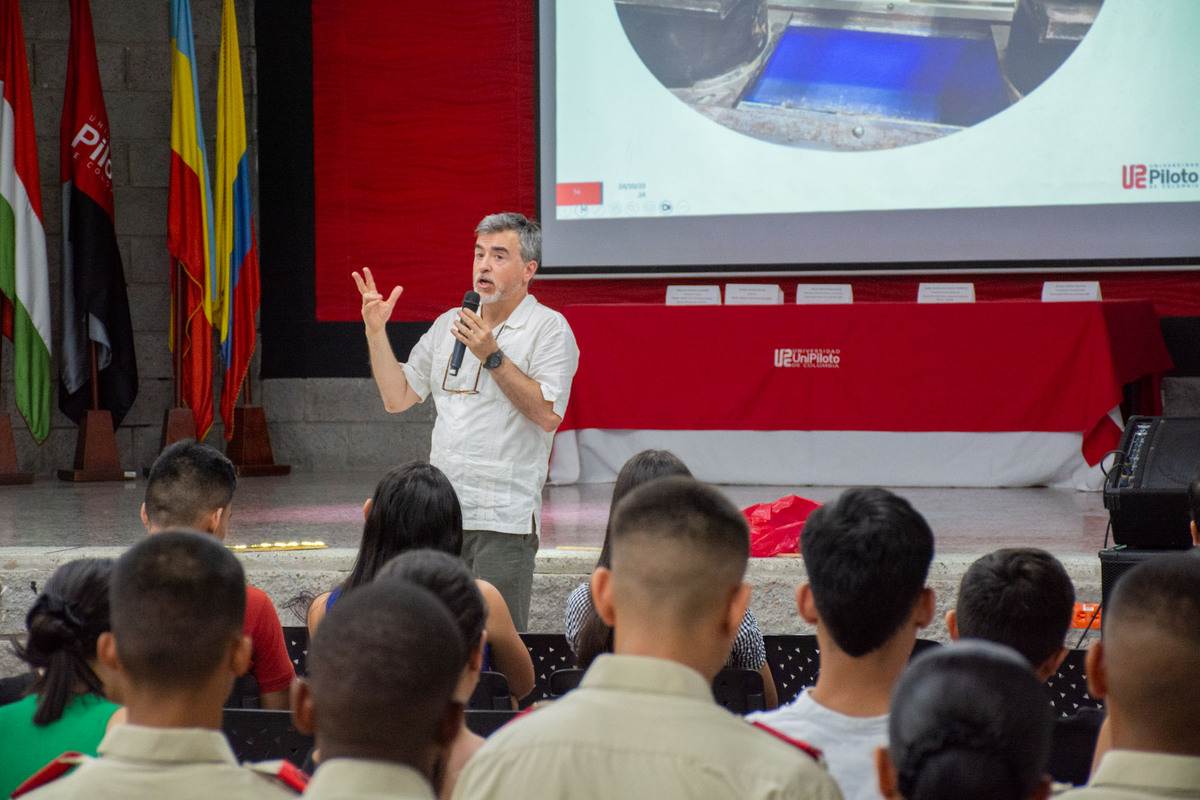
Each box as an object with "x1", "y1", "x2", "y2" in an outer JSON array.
[
  {"x1": 876, "y1": 641, "x2": 1054, "y2": 800},
  {"x1": 0, "y1": 559, "x2": 121, "y2": 796}
]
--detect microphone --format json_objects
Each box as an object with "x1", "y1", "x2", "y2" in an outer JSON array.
[{"x1": 449, "y1": 290, "x2": 481, "y2": 377}]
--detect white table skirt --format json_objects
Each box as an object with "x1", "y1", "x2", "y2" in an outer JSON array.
[{"x1": 549, "y1": 429, "x2": 1110, "y2": 491}]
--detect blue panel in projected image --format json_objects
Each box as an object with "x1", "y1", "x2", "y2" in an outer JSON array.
[{"x1": 744, "y1": 26, "x2": 1009, "y2": 127}]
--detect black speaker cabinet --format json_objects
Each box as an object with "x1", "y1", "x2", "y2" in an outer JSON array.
[
  {"x1": 1102, "y1": 416, "x2": 1200, "y2": 549},
  {"x1": 1098, "y1": 547, "x2": 1181, "y2": 607}
]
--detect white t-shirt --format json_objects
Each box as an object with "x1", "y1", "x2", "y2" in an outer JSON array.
[
  {"x1": 403, "y1": 293, "x2": 579, "y2": 534},
  {"x1": 747, "y1": 688, "x2": 888, "y2": 800}
]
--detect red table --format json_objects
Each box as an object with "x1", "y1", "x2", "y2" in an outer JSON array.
[{"x1": 551, "y1": 301, "x2": 1172, "y2": 488}]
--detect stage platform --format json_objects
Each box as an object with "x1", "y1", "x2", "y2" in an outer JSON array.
[{"x1": 0, "y1": 473, "x2": 1109, "y2": 677}]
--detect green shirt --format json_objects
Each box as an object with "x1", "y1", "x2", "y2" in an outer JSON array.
[{"x1": 0, "y1": 692, "x2": 118, "y2": 797}]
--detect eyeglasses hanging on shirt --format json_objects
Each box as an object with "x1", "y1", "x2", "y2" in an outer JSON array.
[{"x1": 441, "y1": 325, "x2": 507, "y2": 395}]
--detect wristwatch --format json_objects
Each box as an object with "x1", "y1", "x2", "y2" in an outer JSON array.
[{"x1": 482, "y1": 349, "x2": 504, "y2": 370}]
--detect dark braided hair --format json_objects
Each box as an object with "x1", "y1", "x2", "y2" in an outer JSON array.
[
  {"x1": 16, "y1": 559, "x2": 114, "y2": 725},
  {"x1": 889, "y1": 641, "x2": 1053, "y2": 800}
]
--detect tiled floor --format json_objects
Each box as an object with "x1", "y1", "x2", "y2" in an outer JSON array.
[{"x1": 0, "y1": 472, "x2": 1113, "y2": 558}]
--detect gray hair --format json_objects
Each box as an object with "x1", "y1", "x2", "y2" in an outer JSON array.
[{"x1": 475, "y1": 212, "x2": 541, "y2": 265}]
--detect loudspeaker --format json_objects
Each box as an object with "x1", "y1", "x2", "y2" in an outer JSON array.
[
  {"x1": 1098, "y1": 547, "x2": 1179, "y2": 607},
  {"x1": 1102, "y1": 416, "x2": 1200, "y2": 549}
]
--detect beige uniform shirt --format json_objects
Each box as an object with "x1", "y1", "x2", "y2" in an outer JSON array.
[
  {"x1": 302, "y1": 758, "x2": 435, "y2": 799},
  {"x1": 19, "y1": 725, "x2": 297, "y2": 800},
  {"x1": 452, "y1": 654, "x2": 845, "y2": 800},
  {"x1": 1055, "y1": 750, "x2": 1200, "y2": 799}
]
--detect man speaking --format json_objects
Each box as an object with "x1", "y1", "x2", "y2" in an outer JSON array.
[{"x1": 352, "y1": 213, "x2": 578, "y2": 630}]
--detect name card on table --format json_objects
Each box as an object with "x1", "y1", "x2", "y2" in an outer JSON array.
[
  {"x1": 1042, "y1": 281, "x2": 1103, "y2": 302},
  {"x1": 917, "y1": 283, "x2": 976, "y2": 303},
  {"x1": 665, "y1": 285, "x2": 722, "y2": 305},
  {"x1": 725, "y1": 284, "x2": 783, "y2": 305},
  {"x1": 795, "y1": 284, "x2": 854, "y2": 304}
]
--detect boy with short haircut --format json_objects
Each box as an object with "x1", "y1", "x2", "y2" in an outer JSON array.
[
  {"x1": 748, "y1": 487, "x2": 935, "y2": 800},
  {"x1": 293, "y1": 577, "x2": 466, "y2": 799},
  {"x1": 947, "y1": 548, "x2": 1095, "y2": 785},
  {"x1": 947, "y1": 547, "x2": 1075, "y2": 681},
  {"x1": 1058, "y1": 553, "x2": 1200, "y2": 798},
  {"x1": 453, "y1": 477, "x2": 841, "y2": 800},
  {"x1": 16, "y1": 531, "x2": 302, "y2": 799},
  {"x1": 141, "y1": 439, "x2": 294, "y2": 709}
]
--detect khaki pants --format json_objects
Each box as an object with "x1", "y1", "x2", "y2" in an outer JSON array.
[{"x1": 461, "y1": 528, "x2": 539, "y2": 631}]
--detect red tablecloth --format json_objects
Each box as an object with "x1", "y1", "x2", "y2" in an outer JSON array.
[{"x1": 559, "y1": 301, "x2": 1172, "y2": 466}]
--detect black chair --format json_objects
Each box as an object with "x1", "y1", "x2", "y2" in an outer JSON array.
[
  {"x1": 225, "y1": 674, "x2": 262, "y2": 709},
  {"x1": 1046, "y1": 649, "x2": 1104, "y2": 718},
  {"x1": 764, "y1": 634, "x2": 943, "y2": 706},
  {"x1": 547, "y1": 667, "x2": 585, "y2": 697},
  {"x1": 0, "y1": 673, "x2": 35, "y2": 707},
  {"x1": 222, "y1": 709, "x2": 313, "y2": 767},
  {"x1": 518, "y1": 633, "x2": 577, "y2": 708},
  {"x1": 469, "y1": 670, "x2": 513, "y2": 710},
  {"x1": 282, "y1": 626, "x2": 310, "y2": 677},
  {"x1": 1048, "y1": 706, "x2": 1105, "y2": 786},
  {"x1": 762, "y1": 635, "x2": 822, "y2": 706},
  {"x1": 712, "y1": 668, "x2": 765, "y2": 714},
  {"x1": 466, "y1": 709, "x2": 521, "y2": 737}
]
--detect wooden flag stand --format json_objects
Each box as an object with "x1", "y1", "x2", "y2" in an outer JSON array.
[
  {"x1": 226, "y1": 371, "x2": 289, "y2": 477},
  {"x1": 58, "y1": 342, "x2": 130, "y2": 482},
  {"x1": 0, "y1": 342, "x2": 33, "y2": 484}
]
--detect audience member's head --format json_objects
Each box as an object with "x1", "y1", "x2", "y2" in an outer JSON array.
[
  {"x1": 577, "y1": 449, "x2": 692, "y2": 667},
  {"x1": 1086, "y1": 552, "x2": 1200, "y2": 756},
  {"x1": 1188, "y1": 470, "x2": 1200, "y2": 545},
  {"x1": 800, "y1": 487, "x2": 935, "y2": 657},
  {"x1": 99, "y1": 531, "x2": 250, "y2": 714},
  {"x1": 344, "y1": 462, "x2": 464, "y2": 595},
  {"x1": 591, "y1": 476, "x2": 749, "y2": 679},
  {"x1": 948, "y1": 548, "x2": 1075, "y2": 681},
  {"x1": 141, "y1": 440, "x2": 237, "y2": 539},
  {"x1": 877, "y1": 641, "x2": 1054, "y2": 800},
  {"x1": 293, "y1": 577, "x2": 465, "y2": 782},
  {"x1": 377, "y1": 549, "x2": 487, "y2": 703},
  {"x1": 17, "y1": 559, "x2": 114, "y2": 725}
]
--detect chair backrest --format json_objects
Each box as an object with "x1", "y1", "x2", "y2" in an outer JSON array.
[
  {"x1": 0, "y1": 673, "x2": 36, "y2": 707},
  {"x1": 1046, "y1": 649, "x2": 1104, "y2": 718},
  {"x1": 548, "y1": 668, "x2": 585, "y2": 697},
  {"x1": 465, "y1": 709, "x2": 521, "y2": 737},
  {"x1": 518, "y1": 633, "x2": 577, "y2": 707},
  {"x1": 225, "y1": 674, "x2": 262, "y2": 709},
  {"x1": 763, "y1": 634, "x2": 821, "y2": 706},
  {"x1": 282, "y1": 626, "x2": 310, "y2": 677},
  {"x1": 712, "y1": 668, "x2": 765, "y2": 714},
  {"x1": 764, "y1": 635, "x2": 943, "y2": 706},
  {"x1": 469, "y1": 671, "x2": 513, "y2": 710},
  {"x1": 222, "y1": 709, "x2": 313, "y2": 767}
]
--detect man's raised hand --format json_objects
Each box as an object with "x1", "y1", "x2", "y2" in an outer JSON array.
[{"x1": 352, "y1": 267, "x2": 402, "y2": 335}]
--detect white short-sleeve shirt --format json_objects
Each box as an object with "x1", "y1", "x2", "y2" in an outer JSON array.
[{"x1": 403, "y1": 294, "x2": 579, "y2": 534}]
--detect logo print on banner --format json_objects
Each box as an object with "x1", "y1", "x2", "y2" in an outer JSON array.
[
  {"x1": 70, "y1": 117, "x2": 114, "y2": 182},
  {"x1": 1121, "y1": 162, "x2": 1199, "y2": 190},
  {"x1": 774, "y1": 348, "x2": 841, "y2": 369}
]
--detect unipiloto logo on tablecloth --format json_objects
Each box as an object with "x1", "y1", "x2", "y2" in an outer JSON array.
[{"x1": 774, "y1": 348, "x2": 841, "y2": 369}]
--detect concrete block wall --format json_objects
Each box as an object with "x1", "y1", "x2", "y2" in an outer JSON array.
[{"x1": 1, "y1": 0, "x2": 268, "y2": 476}]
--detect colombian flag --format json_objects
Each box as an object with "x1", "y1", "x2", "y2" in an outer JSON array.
[
  {"x1": 167, "y1": 0, "x2": 215, "y2": 439},
  {"x1": 215, "y1": 0, "x2": 259, "y2": 440}
]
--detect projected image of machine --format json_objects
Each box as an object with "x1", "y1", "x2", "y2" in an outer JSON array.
[{"x1": 614, "y1": 0, "x2": 1104, "y2": 150}]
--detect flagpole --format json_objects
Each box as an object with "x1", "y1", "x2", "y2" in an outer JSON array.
[
  {"x1": 172, "y1": 258, "x2": 183, "y2": 407},
  {"x1": 152, "y1": 255, "x2": 198, "y2": 457},
  {"x1": 0, "y1": 327, "x2": 34, "y2": 484}
]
